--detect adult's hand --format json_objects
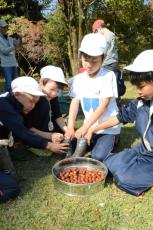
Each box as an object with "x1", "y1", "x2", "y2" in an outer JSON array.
[
  {"x1": 51, "y1": 133, "x2": 64, "y2": 143},
  {"x1": 46, "y1": 142, "x2": 69, "y2": 154}
]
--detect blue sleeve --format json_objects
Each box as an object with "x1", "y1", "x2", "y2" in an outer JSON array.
[
  {"x1": 117, "y1": 100, "x2": 138, "y2": 124},
  {"x1": 0, "y1": 38, "x2": 14, "y2": 55},
  {"x1": 0, "y1": 99, "x2": 48, "y2": 149}
]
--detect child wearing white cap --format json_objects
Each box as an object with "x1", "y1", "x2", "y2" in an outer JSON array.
[
  {"x1": 40, "y1": 66, "x2": 68, "y2": 134},
  {"x1": 24, "y1": 66, "x2": 70, "y2": 155},
  {"x1": 65, "y1": 33, "x2": 120, "y2": 159},
  {"x1": 85, "y1": 49, "x2": 153, "y2": 196}
]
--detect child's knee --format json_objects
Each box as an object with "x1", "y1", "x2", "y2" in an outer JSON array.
[{"x1": 92, "y1": 151, "x2": 106, "y2": 162}]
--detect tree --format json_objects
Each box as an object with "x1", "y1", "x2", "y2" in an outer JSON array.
[
  {"x1": 44, "y1": 8, "x2": 70, "y2": 76},
  {"x1": 91, "y1": 0, "x2": 153, "y2": 65},
  {"x1": 0, "y1": 0, "x2": 51, "y2": 20},
  {"x1": 49, "y1": 0, "x2": 153, "y2": 74},
  {"x1": 57, "y1": 0, "x2": 105, "y2": 75},
  {"x1": 9, "y1": 17, "x2": 49, "y2": 74}
]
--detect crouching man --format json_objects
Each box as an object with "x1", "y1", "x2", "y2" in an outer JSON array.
[{"x1": 0, "y1": 76, "x2": 68, "y2": 203}]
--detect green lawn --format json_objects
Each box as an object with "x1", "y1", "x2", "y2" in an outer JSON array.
[{"x1": 1, "y1": 82, "x2": 153, "y2": 230}]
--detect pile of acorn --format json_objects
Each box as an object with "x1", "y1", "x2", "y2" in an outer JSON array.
[{"x1": 57, "y1": 167, "x2": 105, "y2": 184}]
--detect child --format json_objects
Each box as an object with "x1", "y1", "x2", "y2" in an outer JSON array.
[
  {"x1": 86, "y1": 49, "x2": 153, "y2": 196},
  {"x1": 24, "y1": 65, "x2": 69, "y2": 145},
  {"x1": 65, "y1": 33, "x2": 120, "y2": 160}
]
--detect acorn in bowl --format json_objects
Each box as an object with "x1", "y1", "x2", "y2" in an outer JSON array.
[{"x1": 52, "y1": 157, "x2": 108, "y2": 196}]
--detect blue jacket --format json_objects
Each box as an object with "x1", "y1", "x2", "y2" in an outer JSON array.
[
  {"x1": 104, "y1": 99, "x2": 153, "y2": 196},
  {"x1": 118, "y1": 99, "x2": 153, "y2": 152}
]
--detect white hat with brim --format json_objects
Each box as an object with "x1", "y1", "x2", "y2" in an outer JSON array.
[
  {"x1": 11, "y1": 76, "x2": 45, "y2": 96},
  {"x1": 79, "y1": 33, "x2": 107, "y2": 56},
  {"x1": 40, "y1": 65, "x2": 68, "y2": 86},
  {"x1": 0, "y1": 19, "x2": 8, "y2": 27},
  {"x1": 124, "y1": 50, "x2": 153, "y2": 72}
]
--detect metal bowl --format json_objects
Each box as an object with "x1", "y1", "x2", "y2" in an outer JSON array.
[{"x1": 52, "y1": 157, "x2": 108, "y2": 196}]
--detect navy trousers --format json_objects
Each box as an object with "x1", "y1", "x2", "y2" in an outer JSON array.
[
  {"x1": 0, "y1": 172, "x2": 20, "y2": 203},
  {"x1": 91, "y1": 133, "x2": 116, "y2": 162}
]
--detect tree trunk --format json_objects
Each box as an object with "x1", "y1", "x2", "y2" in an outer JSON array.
[{"x1": 58, "y1": 0, "x2": 87, "y2": 75}]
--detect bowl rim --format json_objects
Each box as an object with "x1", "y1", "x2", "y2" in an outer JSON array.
[{"x1": 52, "y1": 157, "x2": 108, "y2": 186}]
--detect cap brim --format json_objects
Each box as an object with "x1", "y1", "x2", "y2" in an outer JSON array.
[
  {"x1": 124, "y1": 64, "x2": 152, "y2": 72},
  {"x1": 41, "y1": 75, "x2": 68, "y2": 86},
  {"x1": 56, "y1": 79, "x2": 68, "y2": 86},
  {"x1": 79, "y1": 48, "x2": 104, "y2": 56},
  {"x1": 60, "y1": 81, "x2": 68, "y2": 86},
  {"x1": 27, "y1": 90, "x2": 45, "y2": 96},
  {"x1": 13, "y1": 89, "x2": 45, "y2": 96}
]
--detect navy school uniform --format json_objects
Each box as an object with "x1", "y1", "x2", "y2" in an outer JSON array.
[
  {"x1": 0, "y1": 93, "x2": 48, "y2": 148},
  {"x1": 104, "y1": 99, "x2": 153, "y2": 196},
  {"x1": 0, "y1": 93, "x2": 49, "y2": 202},
  {"x1": 24, "y1": 97, "x2": 63, "y2": 133}
]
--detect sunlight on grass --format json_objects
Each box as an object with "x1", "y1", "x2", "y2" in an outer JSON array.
[
  {"x1": 0, "y1": 81, "x2": 152, "y2": 230},
  {"x1": 122, "y1": 81, "x2": 138, "y2": 99}
]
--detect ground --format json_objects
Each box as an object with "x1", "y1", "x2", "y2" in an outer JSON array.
[{"x1": 1, "y1": 81, "x2": 153, "y2": 230}]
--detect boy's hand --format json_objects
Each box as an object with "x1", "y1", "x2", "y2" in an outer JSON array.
[
  {"x1": 75, "y1": 126, "x2": 88, "y2": 139},
  {"x1": 65, "y1": 128, "x2": 75, "y2": 140},
  {"x1": 85, "y1": 128, "x2": 94, "y2": 145},
  {"x1": 51, "y1": 133, "x2": 64, "y2": 143},
  {"x1": 46, "y1": 142, "x2": 69, "y2": 154}
]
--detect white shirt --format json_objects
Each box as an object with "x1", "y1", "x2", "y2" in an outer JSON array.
[{"x1": 70, "y1": 68, "x2": 121, "y2": 134}]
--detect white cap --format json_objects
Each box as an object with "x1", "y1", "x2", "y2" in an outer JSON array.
[
  {"x1": 0, "y1": 19, "x2": 8, "y2": 27},
  {"x1": 124, "y1": 50, "x2": 153, "y2": 72},
  {"x1": 79, "y1": 33, "x2": 107, "y2": 56},
  {"x1": 11, "y1": 76, "x2": 45, "y2": 96},
  {"x1": 40, "y1": 65, "x2": 68, "y2": 86}
]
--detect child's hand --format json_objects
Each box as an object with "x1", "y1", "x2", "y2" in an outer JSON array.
[
  {"x1": 75, "y1": 126, "x2": 88, "y2": 139},
  {"x1": 51, "y1": 133, "x2": 64, "y2": 143},
  {"x1": 85, "y1": 129, "x2": 94, "y2": 145},
  {"x1": 65, "y1": 128, "x2": 75, "y2": 140}
]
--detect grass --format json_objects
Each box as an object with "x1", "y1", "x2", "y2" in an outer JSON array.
[{"x1": 1, "y1": 81, "x2": 153, "y2": 230}]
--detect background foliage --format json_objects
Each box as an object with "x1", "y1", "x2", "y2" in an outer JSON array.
[{"x1": 0, "y1": 0, "x2": 153, "y2": 76}]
